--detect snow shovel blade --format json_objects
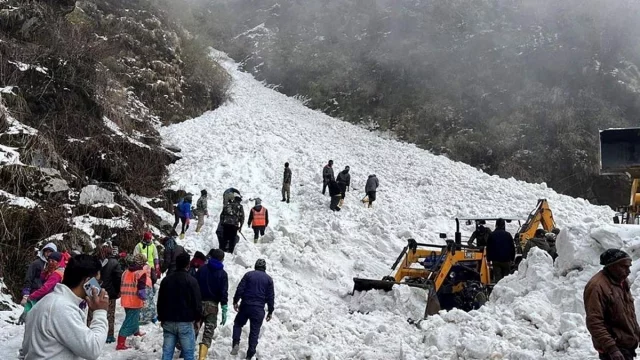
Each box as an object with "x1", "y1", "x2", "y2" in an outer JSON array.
[
  {"x1": 352, "y1": 278, "x2": 396, "y2": 293},
  {"x1": 424, "y1": 284, "x2": 441, "y2": 317}
]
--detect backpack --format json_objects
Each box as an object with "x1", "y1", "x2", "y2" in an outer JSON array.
[{"x1": 222, "y1": 203, "x2": 240, "y2": 225}]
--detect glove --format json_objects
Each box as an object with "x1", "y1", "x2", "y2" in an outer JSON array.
[
  {"x1": 221, "y1": 304, "x2": 228, "y2": 326},
  {"x1": 609, "y1": 350, "x2": 625, "y2": 360},
  {"x1": 20, "y1": 296, "x2": 28, "y2": 306},
  {"x1": 137, "y1": 289, "x2": 147, "y2": 300}
]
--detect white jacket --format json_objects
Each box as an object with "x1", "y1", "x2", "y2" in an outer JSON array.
[{"x1": 20, "y1": 284, "x2": 107, "y2": 360}]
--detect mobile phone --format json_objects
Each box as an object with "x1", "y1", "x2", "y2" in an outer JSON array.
[{"x1": 83, "y1": 277, "x2": 101, "y2": 297}]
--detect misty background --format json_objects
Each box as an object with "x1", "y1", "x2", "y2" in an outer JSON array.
[{"x1": 166, "y1": 0, "x2": 640, "y2": 206}]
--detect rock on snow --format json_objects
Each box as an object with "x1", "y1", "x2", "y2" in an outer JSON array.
[{"x1": 1, "y1": 52, "x2": 638, "y2": 360}]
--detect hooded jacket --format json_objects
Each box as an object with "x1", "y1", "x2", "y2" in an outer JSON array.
[
  {"x1": 337, "y1": 169, "x2": 351, "y2": 187},
  {"x1": 365, "y1": 175, "x2": 379, "y2": 193},
  {"x1": 584, "y1": 270, "x2": 640, "y2": 353},
  {"x1": 22, "y1": 243, "x2": 57, "y2": 296},
  {"x1": 522, "y1": 237, "x2": 551, "y2": 259},
  {"x1": 233, "y1": 270, "x2": 275, "y2": 314},
  {"x1": 20, "y1": 284, "x2": 108, "y2": 360},
  {"x1": 178, "y1": 199, "x2": 192, "y2": 219},
  {"x1": 195, "y1": 258, "x2": 229, "y2": 304},
  {"x1": 196, "y1": 195, "x2": 208, "y2": 216},
  {"x1": 248, "y1": 205, "x2": 269, "y2": 228}
]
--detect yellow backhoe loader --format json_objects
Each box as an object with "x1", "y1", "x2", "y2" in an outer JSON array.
[
  {"x1": 599, "y1": 128, "x2": 640, "y2": 224},
  {"x1": 352, "y1": 200, "x2": 557, "y2": 318}
]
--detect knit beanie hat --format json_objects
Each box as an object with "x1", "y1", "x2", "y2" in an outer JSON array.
[
  {"x1": 600, "y1": 249, "x2": 631, "y2": 267},
  {"x1": 134, "y1": 253, "x2": 147, "y2": 266},
  {"x1": 48, "y1": 252, "x2": 62, "y2": 262},
  {"x1": 255, "y1": 198, "x2": 262, "y2": 206},
  {"x1": 255, "y1": 258, "x2": 267, "y2": 271},
  {"x1": 143, "y1": 231, "x2": 153, "y2": 241}
]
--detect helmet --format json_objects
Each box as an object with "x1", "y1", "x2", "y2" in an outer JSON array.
[{"x1": 254, "y1": 258, "x2": 267, "y2": 271}]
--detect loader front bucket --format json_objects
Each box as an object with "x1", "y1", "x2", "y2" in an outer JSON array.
[
  {"x1": 600, "y1": 128, "x2": 640, "y2": 176},
  {"x1": 424, "y1": 284, "x2": 442, "y2": 317},
  {"x1": 352, "y1": 278, "x2": 396, "y2": 293}
]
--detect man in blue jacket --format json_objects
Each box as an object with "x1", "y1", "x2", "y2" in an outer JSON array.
[
  {"x1": 195, "y1": 249, "x2": 229, "y2": 360},
  {"x1": 231, "y1": 259, "x2": 275, "y2": 360},
  {"x1": 486, "y1": 218, "x2": 515, "y2": 283}
]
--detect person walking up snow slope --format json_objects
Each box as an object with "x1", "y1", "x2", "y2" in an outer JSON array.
[
  {"x1": 231, "y1": 259, "x2": 275, "y2": 360},
  {"x1": 248, "y1": 198, "x2": 269, "y2": 243},
  {"x1": 282, "y1": 162, "x2": 292, "y2": 203},
  {"x1": 195, "y1": 190, "x2": 209, "y2": 233},
  {"x1": 220, "y1": 192, "x2": 245, "y2": 253},
  {"x1": 364, "y1": 174, "x2": 379, "y2": 208}
]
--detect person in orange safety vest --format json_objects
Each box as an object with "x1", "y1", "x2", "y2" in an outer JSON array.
[
  {"x1": 247, "y1": 198, "x2": 269, "y2": 243},
  {"x1": 116, "y1": 253, "x2": 150, "y2": 350}
]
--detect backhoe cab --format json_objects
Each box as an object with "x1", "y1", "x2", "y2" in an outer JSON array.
[{"x1": 353, "y1": 219, "x2": 492, "y2": 318}]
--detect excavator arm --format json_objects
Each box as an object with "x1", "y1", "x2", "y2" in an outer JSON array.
[{"x1": 516, "y1": 199, "x2": 556, "y2": 249}]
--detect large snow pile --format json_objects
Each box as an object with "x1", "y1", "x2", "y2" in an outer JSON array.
[{"x1": 1, "y1": 51, "x2": 639, "y2": 360}]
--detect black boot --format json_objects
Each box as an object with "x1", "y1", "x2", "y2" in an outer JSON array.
[
  {"x1": 286, "y1": 199, "x2": 290, "y2": 203},
  {"x1": 281, "y1": 198, "x2": 286, "y2": 202}
]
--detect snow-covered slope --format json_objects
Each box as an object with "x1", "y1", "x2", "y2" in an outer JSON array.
[{"x1": 3, "y1": 51, "x2": 640, "y2": 360}]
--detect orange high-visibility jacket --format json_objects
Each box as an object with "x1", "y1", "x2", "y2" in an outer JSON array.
[
  {"x1": 251, "y1": 207, "x2": 267, "y2": 227},
  {"x1": 120, "y1": 269, "x2": 146, "y2": 309}
]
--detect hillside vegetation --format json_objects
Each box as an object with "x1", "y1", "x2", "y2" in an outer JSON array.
[{"x1": 176, "y1": 0, "x2": 640, "y2": 206}]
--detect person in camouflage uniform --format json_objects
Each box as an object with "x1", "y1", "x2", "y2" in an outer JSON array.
[
  {"x1": 195, "y1": 190, "x2": 209, "y2": 233},
  {"x1": 220, "y1": 193, "x2": 245, "y2": 253},
  {"x1": 322, "y1": 160, "x2": 334, "y2": 195},
  {"x1": 282, "y1": 163, "x2": 292, "y2": 203},
  {"x1": 194, "y1": 249, "x2": 228, "y2": 360},
  {"x1": 522, "y1": 229, "x2": 551, "y2": 259}
]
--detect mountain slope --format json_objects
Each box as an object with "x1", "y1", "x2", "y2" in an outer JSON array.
[{"x1": 0, "y1": 51, "x2": 636, "y2": 360}]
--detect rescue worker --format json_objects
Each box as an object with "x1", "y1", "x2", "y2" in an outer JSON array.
[
  {"x1": 220, "y1": 193, "x2": 245, "y2": 253},
  {"x1": 364, "y1": 174, "x2": 379, "y2": 208},
  {"x1": 467, "y1": 221, "x2": 491, "y2": 247},
  {"x1": 195, "y1": 190, "x2": 209, "y2": 233},
  {"x1": 247, "y1": 198, "x2": 269, "y2": 242},
  {"x1": 19, "y1": 242, "x2": 57, "y2": 324},
  {"x1": 88, "y1": 242, "x2": 122, "y2": 344},
  {"x1": 195, "y1": 249, "x2": 229, "y2": 360},
  {"x1": 328, "y1": 180, "x2": 342, "y2": 212},
  {"x1": 486, "y1": 218, "x2": 515, "y2": 282},
  {"x1": 157, "y1": 252, "x2": 202, "y2": 360},
  {"x1": 133, "y1": 231, "x2": 161, "y2": 284},
  {"x1": 161, "y1": 235, "x2": 186, "y2": 276},
  {"x1": 282, "y1": 162, "x2": 292, "y2": 203},
  {"x1": 117, "y1": 254, "x2": 149, "y2": 350},
  {"x1": 231, "y1": 259, "x2": 275, "y2": 360},
  {"x1": 522, "y1": 229, "x2": 551, "y2": 259},
  {"x1": 322, "y1": 160, "x2": 334, "y2": 195},
  {"x1": 336, "y1": 166, "x2": 351, "y2": 202},
  {"x1": 584, "y1": 249, "x2": 640, "y2": 360}
]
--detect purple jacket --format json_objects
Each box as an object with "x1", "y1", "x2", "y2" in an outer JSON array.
[{"x1": 233, "y1": 270, "x2": 275, "y2": 314}]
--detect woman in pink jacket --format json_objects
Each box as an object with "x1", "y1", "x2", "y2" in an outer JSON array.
[{"x1": 28, "y1": 252, "x2": 65, "y2": 302}]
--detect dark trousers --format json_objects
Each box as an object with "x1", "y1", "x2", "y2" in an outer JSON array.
[
  {"x1": 173, "y1": 212, "x2": 188, "y2": 234},
  {"x1": 253, "y1": 226, "x2": 265, "y2": 240},
  {"x1": 221, "y1": 224, "x2": 239, "y2": 253},
  {"x1": 322, "y1": 181, "x2": 328, "y2": 195},
  {"x1": 232, "y1": 305, "x2": 265, "y2": 358},
  {"x1": 337, "y1": 182, "x2": 347, "y2": 198},
  {"x1": 599, "y1": 348, "x2": 636, "y2": 360},
  {"x1": 492, "y1": 261, "x2": 511, "y2": 283},
  {"x1": 367, "y1": 191, "x2": 376, "y2": 206},
  {"x1": 330, "y1": 195, "x2": 341, "y2": 211}
]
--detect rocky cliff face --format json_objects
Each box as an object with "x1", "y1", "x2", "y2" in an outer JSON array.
[{"x1": 0, "y1": 0, "x2": 229, "y2": 301}]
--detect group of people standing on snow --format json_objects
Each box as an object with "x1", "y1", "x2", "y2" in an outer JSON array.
[
  {"x1": 19, "y1": 234, "x2": 275, "y2": 360},
  {"x1": 322, "y1": 159, "x2": 379, "y2": 211}
]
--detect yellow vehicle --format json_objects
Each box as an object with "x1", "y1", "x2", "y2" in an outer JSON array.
[
  {"x1": 353, "y1": 219, "x2": 492, "y2": 318},
  {"x1": 352, "y1": 200, "x2": 557, "y2": 318},
  {"x1": 599, "y1": 128, "x2": 640, "y2": 224},
  {"x1": 514, "y1": 199, "x2": 556, "y2": 250}
]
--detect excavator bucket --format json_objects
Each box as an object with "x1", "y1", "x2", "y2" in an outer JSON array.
[
  {"x1": 600, "y1": 128, "x2": 640, "y2": 176},
  {"x1": 424, "y1": 283, "x2": 442, "y2": 317},
  {"x1": 352, "y1": 278, "x2": 396, "y2": 293}
]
